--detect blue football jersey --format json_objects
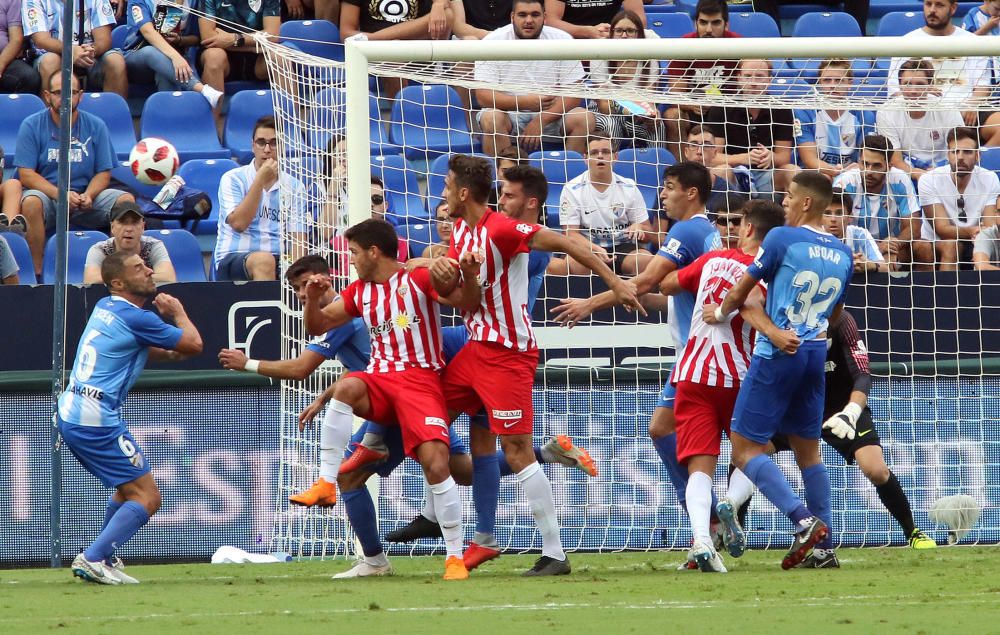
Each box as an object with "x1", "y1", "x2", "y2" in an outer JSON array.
[
  {"x1": 305, "y1": 318, "x2": 371, "y2": 373},
  {"x1": 58, "y1": 296, "x2": 182, "y2": 427},
  {"x1": 656, "y1": 214, "x2": 721, "y2": 349},
  {"x1": 747, "y1": 226, "x2": 853, "y2": 358}
]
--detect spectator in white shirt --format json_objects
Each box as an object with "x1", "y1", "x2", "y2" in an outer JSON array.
[
  {"x1": 973, "y1": 217, "x2": 1000, "y2": 269},
  {"x1": 474, "y1": 0, "x2": 595, "y2": 156},
  {"x1": 918, "y1": 126, "x2": 1000, "y2": 270},
  {"x1": 824, "y1": 187, "x2": 890, "y2": 272}
]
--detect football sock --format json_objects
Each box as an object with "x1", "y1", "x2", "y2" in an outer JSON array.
[
  {"x1": 686, "y1": 471, "x2": 714, "y2": 545},
  {"x1": 319, "y1": 400, "x2": 353, "y2": 482},
  {"x1": 726, "y1": 467, "x2": 756, "y2": 508},
  {"x1": 102, "y1": 496, "x2": 123, "y2": 531},
  {"x1": 652, "y1": 433, "x2": 688, "y2": 509},
  {"x1": 517, "y1": 462, "x2": 565, "y2": 561},
  {"x1": 84, "y1": 501, "x2": 149, "y2": 563},
  {"x1": 876, "y1": 471, "x2": 916, "y2": 537},
  {"x1": 472, "y1": 454, "x2": 500, "y2": 536},
  {"x1": 342, "y1": 489, "x2": 383, "y2": 559},
  {"x1": 421, "y1": 481, "x2": 437, "y2": 523},
  {"x1": 429, "y1": 476, "x2": 464, "y2": 559},
  {"x1": 743, "y1": 454, "x2": 810, "y2": 523},
  {"x1": 497, "y1": 448, "x2": 545, "y2": 477},
  {"x1": 802, "y1": 463, "x2": 833, "y2": 549}
]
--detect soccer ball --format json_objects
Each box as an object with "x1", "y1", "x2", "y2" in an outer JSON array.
[{"x1": 129, "y1": 138, "x2": 179, "y2": 186}]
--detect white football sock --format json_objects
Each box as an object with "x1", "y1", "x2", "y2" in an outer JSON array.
[
  {"x1": 686, "y1": 471, "x2": 714, "y2": 545},
  {"x1": 421, "y1": 480, "x2": 437, "y2": 522},
  {"x1": 319, "y1": 400, "x2": 353, "y2": 482},
  {"x1": 428, "y1": 476, "x2": 463, "y2": 558},
  {"x1": 726, "y1": 468, "x2": 756, "y2": 508},
  {"x1": 200, "y1": 85, "x2": 223, "y2": 109},
  {"x1": 517, "y1": 463, "x2": 565, "y2": 561}
]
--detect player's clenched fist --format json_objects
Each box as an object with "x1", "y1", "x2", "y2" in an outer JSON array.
[
  {"x1": 218, "y1": 348, "x2": 248, "y2": 370},
  {"x1": 429, "y1": 256, "x2": 459, "y2": 293},
  {"x1": 304, "y1": 273, "x2": 331, "y2": 301},
  {"x1": 458, "y1": 250, "x2": 483, "y2": 280},
  {"x1": 152, "y1": 293, "x2": 185, "y2": 319}
]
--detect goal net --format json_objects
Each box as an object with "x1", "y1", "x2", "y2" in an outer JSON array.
[{"x1": 260, "y1": 33, "x2": 1000, "y2": 557}]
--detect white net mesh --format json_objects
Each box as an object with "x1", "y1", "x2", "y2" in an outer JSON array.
[{"x1": 260, "y1": 34, "x2": 1000, "y2": 556}]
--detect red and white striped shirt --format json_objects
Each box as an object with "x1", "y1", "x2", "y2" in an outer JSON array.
[
  {"x1": 340, "y1": 267, "x2": 444, "y2": 373},
  {"x1": 448, "y1": 210, "x2": 541, "y2": 352},
  {"x1": 672, "y1": 249, "x2": 766, "y2": 387}
]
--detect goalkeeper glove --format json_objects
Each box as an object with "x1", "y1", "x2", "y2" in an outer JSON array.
[{"x1": 822, "y1": 402, "x2": 863, "y2": 440}]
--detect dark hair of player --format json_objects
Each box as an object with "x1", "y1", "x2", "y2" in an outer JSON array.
[
  {"x1": 503, "y1": 164, "x2": 549, "y2": 217},
  {"x1": 829, "y1": 187, "x2": 853, "y2": 212},
  {"x1": 344, "y1": 218, "x2": 399, "y2": 260},
  {"x1": 947, "y1": 126, "x2": 978, "y2": 148},
  {"x1": 587, "y1": 128, "x2": 617, "y2": 152},
  {"x1": 448, "y1": 154, "x2": 494, "y2": 204},
  {"x1": 695, "y1": 0, "x2": 729, "y2": 22},
  {"x1": 743, "y1": 199, "x2": 786, "y2": 241},
  {"x1": 664, "y1": 161, "x2": 713, "y2": 205},
  {"x1": 862, "y1": 134, "x2": 894, "y2": 160},
  {"x1": 101, "y1": 250, "x2": 133, "y2": 288},
  {"x1": 710, "y1": 192, "x2": 748, "y2": 219},
  {"x1": 286, "y1": 255, "x2": 330, "y2": 281},
  {"x1": 792, "y1": 170, "x2": 834, "y2": 213}
]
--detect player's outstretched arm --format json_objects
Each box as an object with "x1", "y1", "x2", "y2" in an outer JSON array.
[
  {"x1": 658, "y1": 270, "x2": 684, "y2": 297},
  {"x1": 551, "y1": 255, "x2": 671, "y2": 327},
  {"x1": 303, "y1": 274, "x2": 351, "y2": 335},
  {"x1": 219, "y1": 347, "x2": 326, "y2": 381},
  {"x1": 148, "y1": 293, "x2": 203, "y2": 361},
  {"x1": 736, "y1": 287, "x2": 800, "y2": 355}
]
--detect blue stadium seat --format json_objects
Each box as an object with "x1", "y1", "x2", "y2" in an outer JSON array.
[
  {"x1": 851, "y1": 76, "x2": 889, "y2": 103},
  {"x1": 144, "y1": 229, "x2": 206, "y2": 281},
  {"x1": 371, "y1": 154, "x2": 426, "y2": 222},
  {"x1": 306, "y1": 88, "x2": 401, "y2": 156},
  {"x1": 111, "y1": 24, "x2": 130, "y2": 50},
  {"x1": 869, "y1": 0, "x2": 923, "y2": 18},
  {"x1": 0, "y1": 93, "x2": 44, "y2": 166},
  {"x1": 728, "y1": 12, "x2": 781, "y2": 37},
  {"x1": 140, "y1": 91, "x2": 231, "y2": 162},
  {"x1": 280, "y1": 19, "x2": 343, "y2": 62},
  {"x1": 397, "y1": 220, "x2": 440, "y2": 259},
  {"x1": 644, "y1": 2, "x2": 679, "y2": 14},
  {"x1": 793, "y1": 11, "x2": 862, "y2": 37},
  {"x1": 2, "y1": 233, "x2": 36, "y2": 284},
  {"x1": 110, "y1": 161, "x2": 162, "y2": 200},
  {"x1": 528, "y1": 150, "x2": 586, "y2": 224},
  {"x1": 876, "y1": 10, "x2": 924, "y2": 36},
  {"x1": 368, "y1": 94, "x2": 402, "y2": 157},
  {"x1": 980, "y1": 148, "x2": 1000, "y2": 174},
  {"x1": 768, "y1": 78, "x2": 817, "y2": 99},
  {"x1": 613, "y1": 147, "x2": 676, "y2": 213},
  {"x1": 79, "y1": 92, "x2": 137, "y2": 161},
  {"x1": 224, "y1": 89, "x2": 275, "y2": 163},
  {"x1": 675, "y1": 0, "x2": 828, "y2": 21},
  {"x1": 425, "y1": 152, "x2": 494, "y2": 214},
  {"x1": 647, "y1": 13, "x2": 693, "y2": 38},
  {"x1": 42, "y1": 230, "x2": 108, "y2": 284},
  {"x1": 176, "y1": 158, "x2": 241, "y2": 236},
  {"x1": 389, "y1": 84, "x2": 478, "y2": 162}
]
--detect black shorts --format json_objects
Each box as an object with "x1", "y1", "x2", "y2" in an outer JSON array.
[
  {"x1": 199, "y1": 50, "x2": 263, "y2": 82},
  {"x1": 770, "y1": 407, "x2": 881, "y2": 465}
]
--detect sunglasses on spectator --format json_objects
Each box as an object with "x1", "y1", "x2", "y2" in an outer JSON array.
[
  {"x1": 715, "y1": 216, "x2": 741, "y2": 226},
  {"x1": 254, "y1": 138, "x2": 278, "y2": 148},
  {"x1": 371, "y1": 194, "x2": 384, "y2": 206},
  {"x1": 957, "y1": 196, "x2": 966, "y2": 223}
]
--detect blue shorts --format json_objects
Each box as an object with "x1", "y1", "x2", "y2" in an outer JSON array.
[
  {"x1": 58, "y1": 419, "x2": 150, "y2": 488},
  {"x1": 347, "y1": 420, "x2": 468, "y2": 477},
  {"x1": 215, "y1": 252, "x2": 278, "y2": 281},
  {"x1": 656, "y1": 379, "x2": 676, "y2": 410},
  {"x1": 731, "y1": 340, "x2": 827, "y2": 445}
]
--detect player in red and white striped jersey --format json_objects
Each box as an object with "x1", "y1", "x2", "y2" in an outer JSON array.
[
  {"x1": 657, "y1": 200, "x2": 787, "y2": 572},
  {"x1": 297, "y1": 219, "x2": 482, "y2": 580},
  {"x1": 431, "y1": 154, "x2": 642, "y2": 576}
]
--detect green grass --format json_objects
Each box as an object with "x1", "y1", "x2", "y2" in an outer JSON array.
[{"x1": 2, "y1": 548, "x2": 998, "y2": 634}]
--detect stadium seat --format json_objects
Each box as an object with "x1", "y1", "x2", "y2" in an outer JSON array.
[
  {"x1": 110, "y1": 161, "x2": 162, "y2": 200},
  {"x1": 980, "y1": 148, "x2": 1000, "y2": 174},
  {"x1": 728, "y1": 12, "x2": 781, "y2": 38},
  {"x1": 768, "y1": 78, "x2": 817, "y2": 99},
  {"x1": 793, "y1": 11, "x2": 862, "y2": 37},
  {"x1": 111, "y1": 24, "x2": 130, "y2": 50},
  {"x1": 0, "y1": 93, "x2": 44, "y2": 166},
  {"x1": 371, "y1": 154, "x2": 426, "y2": 222},
  {"x1": 613, "y1": 147, "x2": 676, "y2": 213},
  {"x1": 224, "y1": 89, "x2": 275, "y2": 163},
  {"x1": 389, "y1": 84, "x2": 478, "y2": 162},
  {"x1": 144, "y1": 229, "x2": 206, "y2": 282},
  {"x1": 647, "y1": 13, "x2": 693, "y2": 38},
  {"x1": 397, "y1": 220, "x2": 439, "y2": 259},
  {"x1": 851, "y1": 76, "x2": 889, "y2": 104},
  {"x1": 876, "y1": 10, "x2": 924, "y2": 36},
  {"x1": 306, "y1": 88, "x2": 401, "y2": 156},
  {"x1": 2, "y1": 233, "x2": 36, "y2": 284},
  {"x1": 139, "y1": 91, "x2": 231, "y2": 162},
  {"x1": 79, "y1": 92, "x2": 137, "y2": 162},
  {"x1": 175, "y1": 158, "x2": 241, "y2": 236},
  {"x1": 644, "y1": 2, "x2": 678, "y2": 14},
  {"x1": 280, "y1": 20, "x2": 344, "y2": 62},
  {"x1": 528, "y1": 150, "x2": 586, "y2": 222},
  {"x1": 425, "y1": 152, "x2": 494, "y2": 214},
  {"x1": 41, "y1": 230, "x2": 108, "y2": 284}
]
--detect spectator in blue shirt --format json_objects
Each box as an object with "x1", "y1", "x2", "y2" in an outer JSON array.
[
  {"x1": 198, "y1": 0, "x2": 280, "y2": 100},
  {"x1": 0, "y1": 0, "x2": 40, "y2": 93},
  {"x1": 15, "y1": 71, "x2": 133, "y2": 278}
]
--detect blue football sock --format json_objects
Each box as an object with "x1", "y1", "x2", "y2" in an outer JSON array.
[
  {"x1": 364, "y1": 422, "x2": 386, "y2": 435},
  {"x1": 652, "y1": 433, "x2": 688, "y2": 508},
  {"x1": 84, "y1": 501, "x2": 149, "y2": 563},
  {"x1": 743, "y1": 454, "x2": 810, "y2": 524},
  {"x1": 102, "y1": 497, "x2": 123, "y2": 531},
  {"x1": 473, "y1": 454, "x2": 500, "y2": 536},
  {"x1": 802, "y1": 463, "x2": 833, "y2": 548},
  {"x1": 496, "y1": 450, "x2": 513, "y2": 478},
  {"x1": 342, "y1": 489, "x2": 382, "y2": 558}
]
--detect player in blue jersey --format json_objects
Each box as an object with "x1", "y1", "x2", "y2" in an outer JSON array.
[
  {"x1": 704, "y1": 171, "x2": 853, "y2": 569},
  {"x1": 553, "y1": 161, "x2": 721, "y2": 533},
  {"x1": 60, "y1": 251, "x2": 203, "y2": 584}
]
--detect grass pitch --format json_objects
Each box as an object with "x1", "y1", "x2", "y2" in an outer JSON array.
[{"x1": 1, "y1": 548, "x2": 998, "y2": 634}]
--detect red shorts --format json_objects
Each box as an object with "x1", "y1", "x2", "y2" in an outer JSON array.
[
  {"x1": 674, "y1": 381, "x2": 740, "y2": 464},
  {"x1": 347, "y1": 367, "x2": 450, "y2": 457},
  {"x1": 441, "y1": 341, "x2": 538, "y2": 436}
]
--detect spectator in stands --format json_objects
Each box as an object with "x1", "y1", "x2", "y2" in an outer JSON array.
[
  {"x1": 199, "y1": 0, "x2": 280, "y2": 99},
  {"x1": 834, "y1": 134, "x2": 930, "y2": 269},
  {"x1": 421, "y1": 201, "x2": 451, "y2": 258},
  {"x1": 973, "y1": 215, "x2": 1000, "y2": 269},
  {"x1": 82, "y1": 201, "x2": 177, "y2": 284},
  {"x1": 754, "y1": 0, "x2": 869, "y2": 35},
  {"x1": 123, "y1": 0, "x2": 224, "y2": 108},
  {"x1": 16, "y1": 72, "x2": 133, "y2": 278},
  {"x1": 918, "y1": 126, "x2": 1000, "y2": 270},
  {"x1": 451, "y1": 0, "x2": 510, "y2": 35},
  {"x1": 0, "y1": 234, "x2": 17, "y2": 283},
  {"x1": 543, "y1": 0, "x2": 644, "y2": 39},
  {"x1": 587, "y1": 10, "x2": 663, "y2": 149},
  {"x1": 705, "y1": 58, "x2": 794, "y2": 200},
  {"x1": 663, "y1": 0, "x2": 740, "y2": 161},
  {"x1": 340, "y1": 0, "x2": 452, "y2": 40},
  {"x1": 214, "y1": 116, "x2": 308, "y2": 281},
  {"x1": 0, "y1": 0, "x2": 40, "y2": 93},
  {"x1": 709, "y1": 191, "x2": 747, "y2": 250},
  {"x1": 682, "y1": 124, "x2": 749, "y2": 210},
  {"x1": 964, "y1": 0, "x2": 1000, "y2": 87},
  {"x1": 547, "y1": 131, "x2": 653, "y2": 275},
  {"x1": 23, "y1": 0, "x2": 127, "y2": 97},
  {"x1": 877, "y1": 59, "x2": 963, "y2": 182},
  {"x1": 824, "y1": 187, "x2": 889, "y2": 272},
  {"x1": 0, "y1": 147, "x2": 26, "y2": 232},
  {"x1": 496, "y1": 145, "x2": 528, "y2": 180},
  {"x1": 474, "y1": 0, "x2": 594, "y2": 156}
]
